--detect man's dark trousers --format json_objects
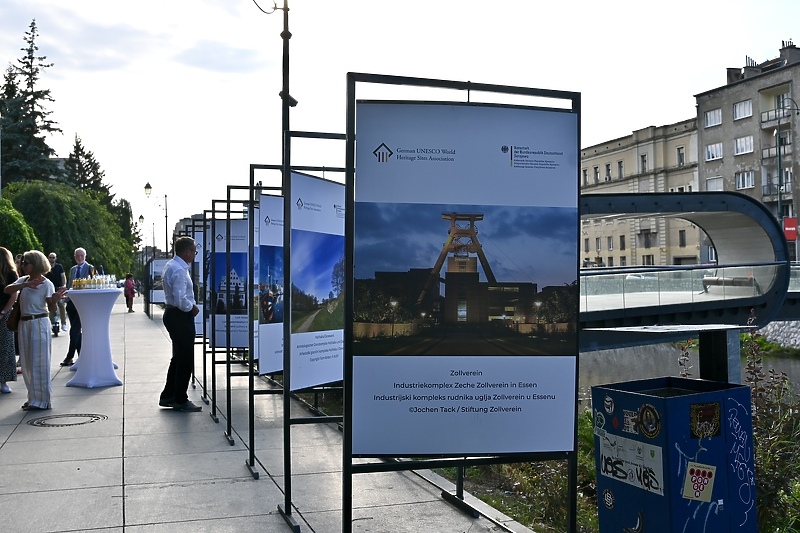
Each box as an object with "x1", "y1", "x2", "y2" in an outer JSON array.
[
  {"x1": 160, "y1": 307, "x2": 196, "y2": 405},
  {"x1": 65, "y1": 300, "x2": 81, "y2": 359}
]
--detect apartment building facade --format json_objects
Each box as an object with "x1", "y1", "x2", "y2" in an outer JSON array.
[
  {"x1": 580, "y1": 119, "x2": 702, "y2": 268},
  {"x1": 696, "y1": 40, "x2": 800, "y2": 259}
]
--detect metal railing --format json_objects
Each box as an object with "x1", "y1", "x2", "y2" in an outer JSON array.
[{"x1": 580, "y1": 262, "x2": 785, "y2": 313}]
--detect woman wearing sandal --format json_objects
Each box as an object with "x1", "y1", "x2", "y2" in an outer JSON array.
[{"x1": 4, "y1": 251, "x2": 67, "y2": 411}]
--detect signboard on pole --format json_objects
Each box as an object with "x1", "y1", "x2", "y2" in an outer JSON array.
[
  {"x1": 289, "y1": 172, "x2": 345, "y2": 391},
  {"x1": 784, "y1": 216, "x2": 797, "y2": 241},
  {"x1": 352, "y1": 101, "x2": 579, "y2": 455}
]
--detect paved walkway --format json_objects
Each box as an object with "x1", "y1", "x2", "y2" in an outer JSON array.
[{"x1": 0, "y1": 297, "x2": 536, "y2": 532}]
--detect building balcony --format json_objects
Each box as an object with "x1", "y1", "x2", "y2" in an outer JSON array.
[
  {"x1": 762, "y1": 181, "x2": 794, "y2": 196},
  {"x1": 762, "y1": 143, "x2": 793, "y2": 160},
  {"x1": 761, "y1": 107, "x2": 794, "y2": 128}
]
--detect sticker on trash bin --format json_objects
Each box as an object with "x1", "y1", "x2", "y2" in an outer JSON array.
[
  {"x1": 599, "y1": 432, "x2": 664, "y2": 496},
  {"x1": 603, "y1": 395, "x2": 614, "y2": 414},
  {"x1": 622, "y1": 409, "x2": 638, "y2": 434},
  {"x1": 638, "y1": 403, "x2": 661, "y2": 439},
  {"x1": 601, "y1": 488, "x2": 615, "y2": 509},
  {"x1": 682, "y1": 462, "x2": 716, "y2": 502},
  {"x1": 690, "y1": 402, "x2": 721, "y2": 438}
]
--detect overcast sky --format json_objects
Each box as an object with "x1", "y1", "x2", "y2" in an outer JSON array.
[{"x1": 1, "y1": 0, "x2": 798, "y2": 250}]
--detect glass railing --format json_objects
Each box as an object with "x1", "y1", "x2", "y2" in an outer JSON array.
[{"x1": 580, "y1": 263, "x2": 785, "y2": 313}]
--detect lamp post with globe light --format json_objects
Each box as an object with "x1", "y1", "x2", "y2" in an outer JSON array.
[{"x1": 144, "y1": 182, "x2": 169, "y2": 255}]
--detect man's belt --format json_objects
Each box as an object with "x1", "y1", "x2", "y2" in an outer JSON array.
[{"x1": 21, "y1": 313, "x2": 48, "y2": 321}]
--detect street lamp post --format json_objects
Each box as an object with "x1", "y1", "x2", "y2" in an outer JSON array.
[
  {"x1": 776, "y1": 97, "x2": 800, "y2": 223},
  {"x1": 534, "y1": 301, "x2": 543, "y2": 334},
  {"x1": 390, "y1": 299, "x2": 398, "y2": 348},
  {"x1": 144, "y1": 182, "x2": 169, "y2": 255}
]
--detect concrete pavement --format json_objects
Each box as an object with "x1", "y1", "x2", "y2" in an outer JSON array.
[{"x1": 0, "y1": 297, "x2": 537, "y2": 532}]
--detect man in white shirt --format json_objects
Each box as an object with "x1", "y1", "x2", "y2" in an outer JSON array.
[{"x1": 158, "y1": 237, "x2": 201, "y2": 412}]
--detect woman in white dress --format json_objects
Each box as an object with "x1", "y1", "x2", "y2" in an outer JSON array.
[{"x1": 3, "y1": 250, "x2": 67, "y2": 410}]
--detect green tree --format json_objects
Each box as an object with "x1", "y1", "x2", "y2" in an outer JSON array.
[
  {"x1": 331, "y1": 254, "x2": 345, "y2": 297},
  {"x1": 5, "y1": 181, "x2": 131, "y2": 276},
  {"x1": 63, "y1": 135, "x2": 138, "y2": 266},
  {"x1": 0, "y1": 197, "x2": 41, "y2": 255},
  {"x1": 0, "y1": 19, "x2": 62, "y2": 186},
  {"x1": 64, "y1": 135, "x2": 111, "y2": 199}
]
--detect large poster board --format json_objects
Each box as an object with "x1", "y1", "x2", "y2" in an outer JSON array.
[
  {"x1": 149, "y1": 258, "x2": 170, "y2": 304},
  {"x1": 289, "y1": 172, "x2": 345, "y2": 391},
  {"x1": 208, "y1": 218, "x2": 250, "y2": 348},
  {"x1": 352, "y1": 101, "x2": 579, "y2": 455},
  {"x1": 258, "y1": 194, "x2": 285, "y2": 374}
]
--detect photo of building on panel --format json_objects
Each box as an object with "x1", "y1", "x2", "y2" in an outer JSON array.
[
  {"x1": 291, "y1": 229, "x2": 345, "y2": 334},
  {"x1": 208, "y1": 252, "x2": 249, "y2": 316},
  {"x1": 353, "y1": 202, "x2": 578, "y2": 356}
]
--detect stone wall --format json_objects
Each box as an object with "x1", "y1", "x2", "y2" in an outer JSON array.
[{"x1": 760, "y1": 320, "x2": 800, "y2": 348}]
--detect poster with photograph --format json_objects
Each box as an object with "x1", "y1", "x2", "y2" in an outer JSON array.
[
  {"x1": 149, "y1": 258, "x2": 170, "y2": 304},
  {"x1": 207, "y1": 218, "x2": 251, "y2": 348},
  {"x1": 352, "y1": 101, "x2": 579, "y2": 455},
  {"x1": 193, "y1": 228, "x2": 205, "y2": 335},
  {"x1": 289, "y1": 172, "x2": 345, "y2": 391},
  {"x1": 258, "y1": 193, "x2": 285, "y2": 374}
]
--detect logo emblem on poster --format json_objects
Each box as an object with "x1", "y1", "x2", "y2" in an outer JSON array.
[
  {"x1": 296, "y1": 198, "x2": 304, "y2": 210},
  {"x1": 373, "y1": 143, "x2": 393, "y2": 163},
  {"x1": 501, "y1": 145, "x2": 509, "y2": 153}
]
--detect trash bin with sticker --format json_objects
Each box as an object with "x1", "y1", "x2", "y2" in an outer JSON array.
[{"x1": 591, "y1": 376, "x2": 755, "y2": 533}]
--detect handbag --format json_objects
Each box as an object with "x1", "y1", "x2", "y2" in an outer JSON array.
[{"x1": 6, "y1": 299, "x2": 20, "y2": 332}]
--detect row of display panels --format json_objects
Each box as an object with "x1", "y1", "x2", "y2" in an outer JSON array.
[{"x1": 148, "y1": 100, "x2": 580, "y2": 456}]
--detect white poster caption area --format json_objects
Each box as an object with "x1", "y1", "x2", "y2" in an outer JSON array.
[{"x1": 352, "y1": 355, "x2": 576, "y2": 455}]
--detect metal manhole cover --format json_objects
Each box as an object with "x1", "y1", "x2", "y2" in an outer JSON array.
[{"x1": 27, "y1": 414, "x2": 109, "y2": 427}]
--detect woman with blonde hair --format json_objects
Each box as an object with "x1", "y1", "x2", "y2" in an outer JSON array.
[
  {"x1": 0, "y1": 247, "x2": 19, "y2": 394},
  {"x1": 4, "y1": 250, "x2": 67, "y2": 410}
]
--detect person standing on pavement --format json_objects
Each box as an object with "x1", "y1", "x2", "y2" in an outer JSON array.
[
  {"x1": 5, "y1": 250, "x2": 67, "y2": 410},
  {"x1": 0, "y1": 247, "x2": 19, "y2": 394},
  {"x1": 158, "y1": 237, "x2": 202, "y2": 412},
  {"x1": 124, "y1": 273, "x2": 136, "y2": 312},
  {"x1": 61, "y1": 247, "x2": 94, "y2": 367},
  {"x1": 45, "y1": 253, "x2": 67, "y2": 333}
]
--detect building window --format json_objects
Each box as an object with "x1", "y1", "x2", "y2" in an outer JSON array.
[
  {"x1": 607, "y1": 236, "x2": 613, "y2": 251},
  {"x1": 705, "y1": 142, "x2": 723, "y2": 161},
  {"x1": 605, "y1": 163, "x2": 611, "y2": 181},
  {"x1": 708, "y1": 247, "x2": 717, "y2": 263},
  {"x1": 596, "y1": 237, "x2": 602, "y2": 252},
  {"x1": 607, "y1": 257, "x2": 614, "y2": 267},
  {"x1": 640, "y1": 231, "x2": 654, "y2": 249},
  {"x1": 706, "y1": 176, "x2": 724, "y2": 191},
  {"x1": 620, "y1": 235, "x2": 626, "y2": 250},
  {"x1": 582, "y1": 168, "x2": 588, "y2": 186},
  {"x1": 640, "y1": 154, "x2": 648, "y2": 173},
  {"x1": 584, "y1": 238, "x2": 589, "y2": 253},
  {"x1": 734, "y1": 135, "x2": 754, "y2": 155},
  {"x1": 679, "y1": 230, "x2": 686, "y2": 247},
  {"x1": 733, "y1": 99, "x2": 752, "y2": 120},
  {"x1": 735, "y1": 170, "x2": 755, "y2": 190},
  {"x1": 704, "y1": 108, "x2": 722, "y2": 128},
  {"x1": 593, "y1": 166, "x2": 600, "y2": 183},
  {"x1": 642, "y1": 255, "x2": 655, "y2": 266},
  {"x1": 620, "y1": 256, "x2": 627, "y2": 266},
  {"x1": 617, "y1": 160, "x2": 624, "y2": 179},
  {"x1": 677, "y1": 146, "x2": 685, "y2": 167}
]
